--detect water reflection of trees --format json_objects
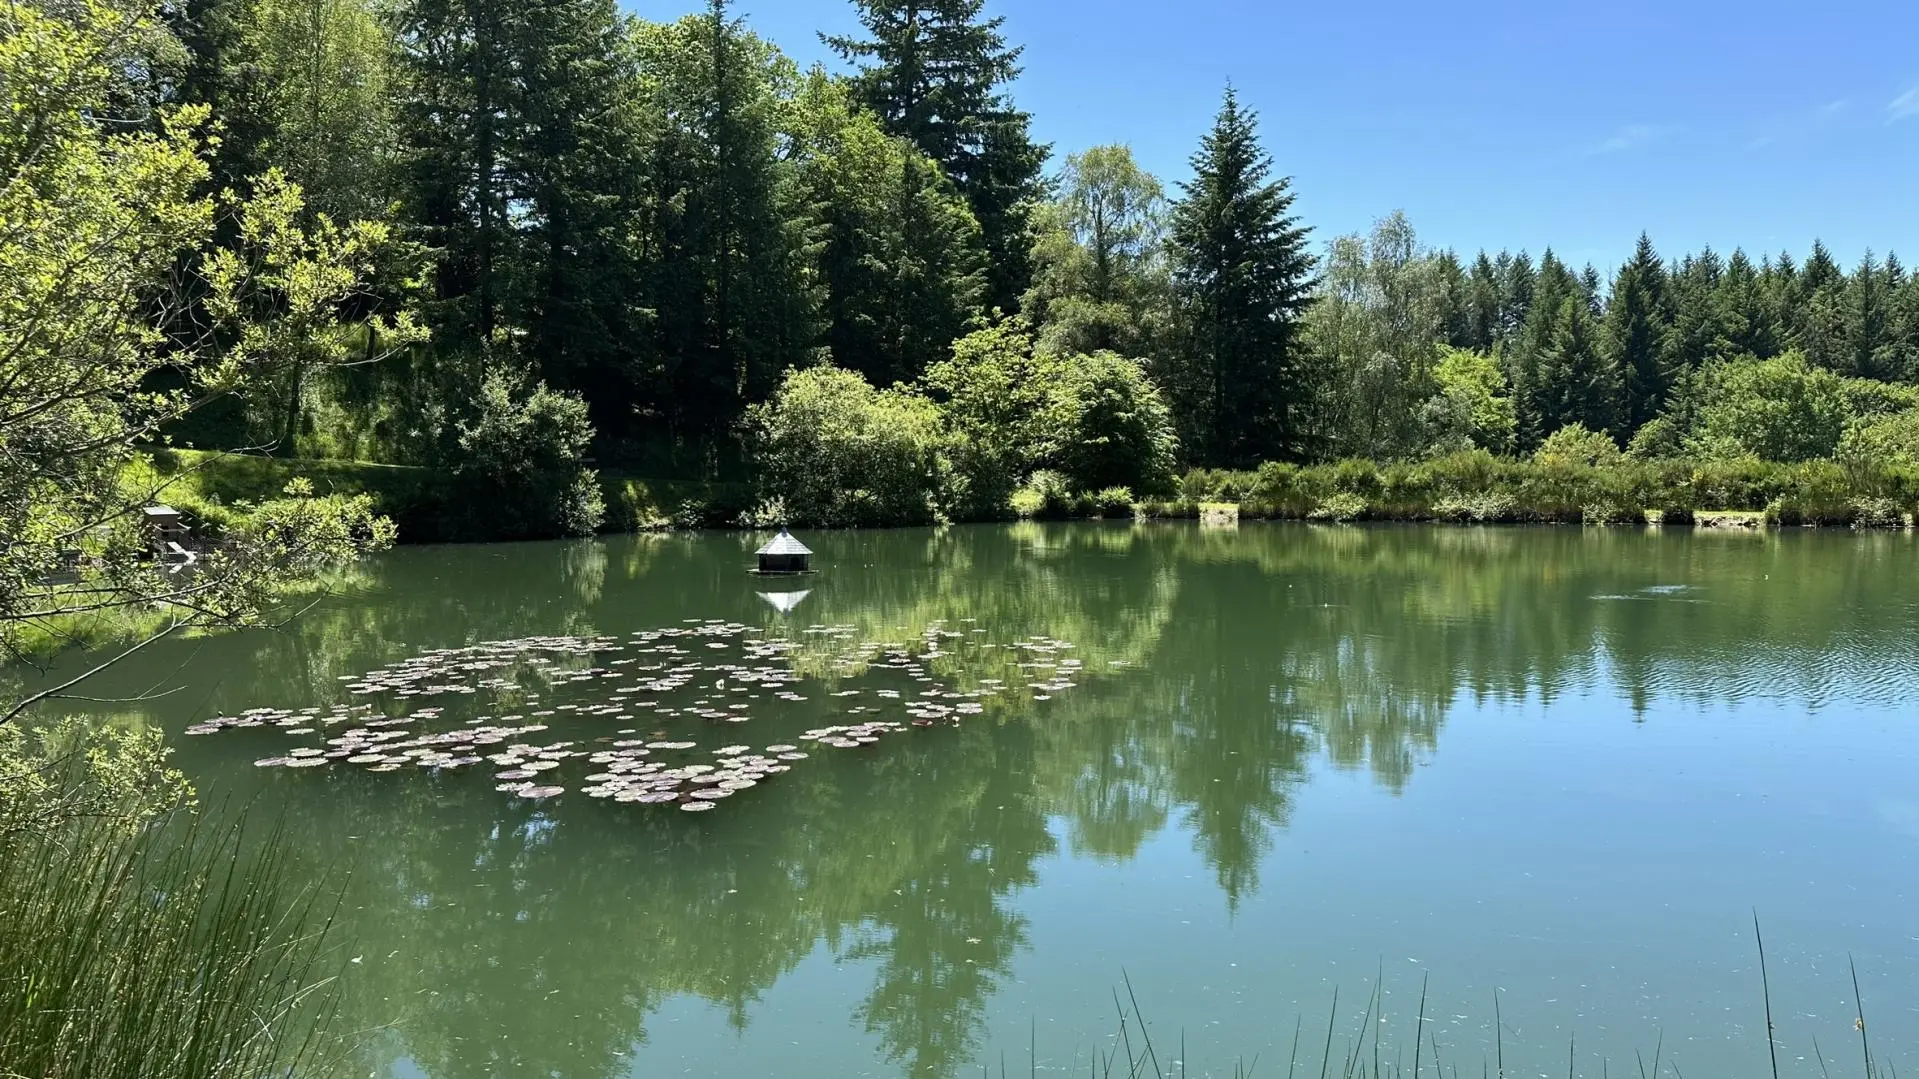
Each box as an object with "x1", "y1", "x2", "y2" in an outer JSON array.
[{"x1": 23, "y1": 523, "x2": 1919, "y2": 1079}]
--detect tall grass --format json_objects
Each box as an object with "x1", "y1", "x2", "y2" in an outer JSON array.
[
  {"x1": 1020, "y1": 937, "x2": 1894, "y2": 1079},
  {"x1": 1149, "y1": 454, "x2": 1919, "y2": 528},
  {"x1": 0, "y1": 810, "x2": 344, "y2": 1079}
]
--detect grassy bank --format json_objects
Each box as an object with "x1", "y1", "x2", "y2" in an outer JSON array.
[
  {"x1": 139, "y1": 449, "x2": 1919, "y2": 541},
  {"x1": 141, "y1": 449, "x2": 447, "y2": 538},
  {"x1": 1138, "y1": 453, "x2": 1919, "y2": 529},
  {"x1": 140, "y1": 451, "x2": 761, "y2": 539}
]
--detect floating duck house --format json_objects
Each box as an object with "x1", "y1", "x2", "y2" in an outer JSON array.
[{"x1": 755, "y1": 530, "x2": 813, "y2": 575}]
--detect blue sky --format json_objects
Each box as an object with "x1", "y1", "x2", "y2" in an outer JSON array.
[{"x1": 634, "y1": 0, "x2": 1919, "y2": 274}]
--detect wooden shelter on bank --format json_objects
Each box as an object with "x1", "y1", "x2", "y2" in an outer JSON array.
[{"x1": 755, "y1": 530, "x2": 812, "y2": 575}]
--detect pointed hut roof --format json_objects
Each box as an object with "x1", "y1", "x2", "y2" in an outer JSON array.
[{"x1": 756, "y1": 529, "x2": 811, "y2": 557}]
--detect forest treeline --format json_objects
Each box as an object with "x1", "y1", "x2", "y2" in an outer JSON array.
[{"x1": 75, "y1": 0, "x2": 1919, "y2": 532}]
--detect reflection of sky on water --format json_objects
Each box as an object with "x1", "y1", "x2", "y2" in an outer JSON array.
[{"x1": 16, "y1": 523, "x2": 1919, "y2": 1079}]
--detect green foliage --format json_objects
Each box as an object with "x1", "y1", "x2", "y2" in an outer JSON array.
[
  {"x1": 142, "y1": 450, "x2": 441, "y2": 539},
  {"x1": 449, "y1": 367, "x2": 604, "y2": 540},
  {"x1": 1047, "y1": 352, "x2": 1180, "y2": 496},
  {"x1": 598, "y1": 476, "x2": 754, "y2": 531},
  {"x1": 1687, "y1": 352, "x2": 1851, "y2": 462},
  {"x1": 0, "y1": 719, "x2": 189, "y2": 840},
  {"x1": 826, "y1": 0, "x2": 1048, "y2": 312},
  {"x1": 1839, "y1": 408, "x2": 1919, "y2": 469},
  {"x1": 1308, "y1": 213, "x2": 1451, "y2": 459},
  {"x1": 0, "y1": 807, "x2": 340, "y2": 1079},
  {"x1": 923, "y1": 319, "x2": 1057, "y2": 518},
  {"x1": 750, "y1": 366, "x2": 946, "y2": 528},
  {"x1": 1428, "y1": 346, "x2": 1516, "y2": 454},
  {"x1": 1165, "y1": 88, "x2": 1318, "y2": 466},
  {"x1": 1626, "y1": 414, "x2": 1686, "y2": 460},
  {"x1": 0, "y1": 0, "x2": 405, "y2": 673},
  {"x1": 1308, "y1": 492, "x2": 1368, "y2": 522},
  {"x1": 788, "y1": 71, "x2": 987, "y2": 387},
  {"x1": 1023, "y1": 145, "x2": 1171, "y2": 360},
  {"x1": 234, "y1": 0, "x2": 400, "y2": 221},
  {"x1": 1010, "y1": 469, "x2": 1075, "y2": 520},
  {"x1": 927, "y1": 321, "x2": 1180, "y2": 511},
  {"x1": 1533, "y1": 423, "x2": 1623, "y2": 469},
  {"x1": 1088, "y1": 487, "x2": 1137, "y2": 518},
  {"x1": 1163, "y1": 449, "x2": 1915, "y2": 528}
]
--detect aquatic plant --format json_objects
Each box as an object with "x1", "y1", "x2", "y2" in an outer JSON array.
[
  {"x1": 198, "y1": 619, "x2": 1089, "y2": 816},
  {"x1": 0, "y1": 813, "x2": 341, "y2": 1079}
]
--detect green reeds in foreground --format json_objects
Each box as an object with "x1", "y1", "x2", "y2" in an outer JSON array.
[
  {"x1": 0, "y1": 811, "x2": 343, "y2": 1079},
  {"x1": 1042, "y1": 933, "x2": 1893, "y2": 1079}
]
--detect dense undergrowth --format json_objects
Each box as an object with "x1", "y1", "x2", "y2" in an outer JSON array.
[
  {"x1": 146, "y1": 447, "x2": 1919, "y2": 539},
  {"x1": 1145, "y1": 452, "x2": 1919, "y2": 528}
]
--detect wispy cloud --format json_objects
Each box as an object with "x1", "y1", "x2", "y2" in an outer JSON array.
[
  {"x1": 1888, "y1": 86, "x2": 1919, "y2": 122},
  {"x1": 1749, "y1": 99, "x2": 1848, "y2": 148},
  {"x1": 1582, "y1": 124, "x2": 1668, "y2": 156}
]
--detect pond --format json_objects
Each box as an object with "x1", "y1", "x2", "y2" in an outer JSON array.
[{"x1": 24, "y1": 523, "x2": 1919, "y2": 1078}]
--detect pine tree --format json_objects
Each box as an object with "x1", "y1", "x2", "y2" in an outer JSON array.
[
  {"x1": 1663, "y1": 248, "x2": 1734, "y2": 376},
  {"x1": 1507, "y1": 251, "x2": 1575, "y2": 448},
  {"x1": 1434, "y1": 250, "x2": 1473, "y2": 349},
  {"x1": 1722, "y1": 248, "x2": 1779, "y2": 360},
  {"x1": 513, "y1": 0, "x2": 650, "y2": 419},
  {"x1": 1578, "y1": 263, "x2": 1603, "y2": 318},
  {"x1": 1165, "y1": 87, "x2": 1317, "y2": 466},
  {"x1": 789, "y1": 70, "x2": 986, "y2": 386},
  {"x1": 1602, "y1": 234, "x2": 1672, "y2": 437},
  {"x1": 1534, "y1": 296, "x2": 1616, "y2": 437},
  {"x1": 1846, "y1": 251, "x2": 1893, "y2": 379},
  {"x1": 825, "y1": 0, "x2": 1049, "y2": 313},
  {"x1": 1465, "y1": 252, "x2": 1500, "y2": 351},
  {"x1": 1884, "y1": 254, "x2": 1919, "y2": 382},
  {"x1": 635, "y1": 5, "x2": 823, "y2": 436},
  {"x1": 395, "y1": 0, "x2": 519, "y2": 340},
  {"x1": 1790, "y1": 240, "x2": 1848, "y2": 371},
  {"x1": 1495, "y1": 251, "x2": 1536, "y2": 346}
]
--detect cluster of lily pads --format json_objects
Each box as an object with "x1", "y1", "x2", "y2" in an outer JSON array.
[{"x1": 188, "y1": 618, "x2": 1085, "y2": 814}]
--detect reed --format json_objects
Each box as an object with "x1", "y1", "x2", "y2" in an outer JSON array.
[{"x1": 0, "y1": 808, "x2": 344, "y2": 1079}]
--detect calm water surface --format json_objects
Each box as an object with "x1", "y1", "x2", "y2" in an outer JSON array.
[{"x1": 29, "y1": 523, "x2": 1919, "y2": 1077}]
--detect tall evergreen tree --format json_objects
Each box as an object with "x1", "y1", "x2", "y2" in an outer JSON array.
[
  {"x1": 1884, "y1": 254, "x2": 1919, "y2": 382},
  {"x1": 1494, "y1": 251, "x2": 1535, "y2": 346},
  {"x1": 513, "y1": 0, "x2": 650, "y2": 418},
  {"x1": 1787, "y1": 241, "x2": 1847, "y2": 372},
  {"x1": 1165, "y1": 88, "x2": 1317, "y2": 466},
  {"x1": 1507, "y1": 251, "x2": 1574, "y2": 448},
  {"x1": 789, "y1": 70, "x2": 986, "y2": 387},
  {"x1": 1464, "y1": 252, "x2": 1500, "y2": 351},
  {"x1": 825, "y1": 0, "x2": 1049, "y2": 313},
  {"x1": 395, "y1": 0, "x2": 518, "y2": 340},
  {"x1": 635, "y1": 5, "x2": 823, "y2": 437},
  {"x1": 1845, "y1": 251, "x2": 1894, "y2": 380},
  {"x1": 1722, "y1": 248, "x2": 1779, "y2": 360},
  {"x1": 1663, "y1": 248, "x2": 1734, "y2": 376},
  {"x1": 1602, "y1": 234, "x2": 1672, "y2": 436},
  {"x1": 1433, "y1": 250, "x2": 1472, "y2": 349},
  {"x1": 1578, "y1": 263, "x2": 1603, "y2": 318},
  {"x1": 1533, "y1": 296, "x2": 1616, "y2": 438}
]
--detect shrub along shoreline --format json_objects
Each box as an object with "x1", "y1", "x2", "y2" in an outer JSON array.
[
  {"x1": 1144, "y1": 452, "x2": 1919, "y2": 529},
  {"x1": 148, "y1": 447, "x2": 1919, "y2": 541}
]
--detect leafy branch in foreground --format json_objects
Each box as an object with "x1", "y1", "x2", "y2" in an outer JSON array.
[{"x1": 0, "y1": 0, "x2": 419, "y2": 705}]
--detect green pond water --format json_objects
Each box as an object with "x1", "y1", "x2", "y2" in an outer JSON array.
[{"x1": 25, "y1": 522, "x2": 1919, "y2": 1078}]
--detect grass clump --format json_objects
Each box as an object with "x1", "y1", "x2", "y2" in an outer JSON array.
[{"x1": 0, "y1": 726, "x2": 344, "y2": 1079}]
